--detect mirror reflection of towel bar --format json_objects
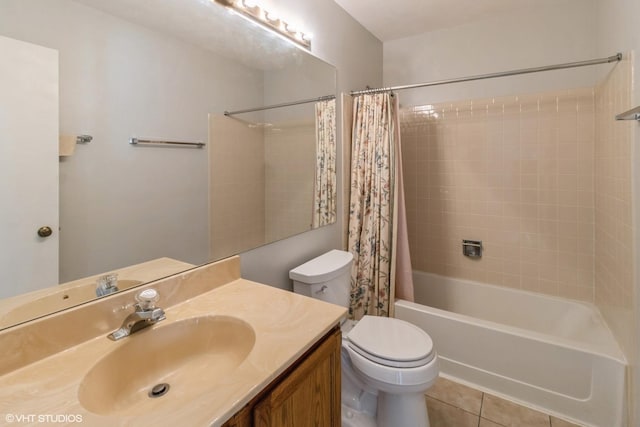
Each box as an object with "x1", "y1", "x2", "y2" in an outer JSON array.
[{"x1": 129, "y1": 138, "x2": 205, "y2": 148}]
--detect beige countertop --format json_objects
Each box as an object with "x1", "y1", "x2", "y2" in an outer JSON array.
[{"x1": 0, "y1": 258, "x2": 346, "y2": 426}]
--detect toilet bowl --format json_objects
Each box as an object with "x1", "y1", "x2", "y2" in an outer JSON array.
[
  {"x1": 290, "y1": 250, "x2": 439, "y2": 427},
  {"x1": 345, "y1": 315, "x2": 439, "y2": 427}
]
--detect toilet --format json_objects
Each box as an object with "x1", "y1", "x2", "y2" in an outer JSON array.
[{"x1": 290, "y1": 250, "x2": 439, "y2": 427}]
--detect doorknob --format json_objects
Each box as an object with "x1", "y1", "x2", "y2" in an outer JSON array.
[{"x1": 37, "y1": 226, "x2": 53, "y2": 238}]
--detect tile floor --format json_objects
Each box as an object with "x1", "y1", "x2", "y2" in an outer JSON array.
[{"x1": 426, "y1": 376, "x2": 584, "y2": 427}]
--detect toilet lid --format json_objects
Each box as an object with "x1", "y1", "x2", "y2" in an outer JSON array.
[{"x1": 347, "y1": 316, "x2": 434, "y2": 368}]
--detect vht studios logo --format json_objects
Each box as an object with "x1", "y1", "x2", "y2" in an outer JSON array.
[{"x1": 5, "y1": 413, "x2": 84, "y2": 423}]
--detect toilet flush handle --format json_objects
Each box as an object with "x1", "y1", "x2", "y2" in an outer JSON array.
[{"x1": 315, "y1": 285, "x2": 328, "y2": 294}]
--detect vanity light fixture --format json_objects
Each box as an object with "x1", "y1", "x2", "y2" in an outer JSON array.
[{"x1": 213, "y1": 0, "x2": 311, "y2": 50}]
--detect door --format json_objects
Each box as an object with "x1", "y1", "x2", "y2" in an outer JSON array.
[{"x1": 0, "y1": 35, "x2": 59, "y2": 298}]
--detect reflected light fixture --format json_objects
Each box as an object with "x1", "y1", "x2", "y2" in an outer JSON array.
[{"x1": 213, "y1": 0, "x2": 311, "y2": 50}]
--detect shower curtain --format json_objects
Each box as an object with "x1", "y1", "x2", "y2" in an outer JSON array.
[
  {"x1": 312, "y1": 98, "x2": 337, "y2": 227},
  {"x1": 348, "y1": 93, "x2": 414, "y2": 320}
]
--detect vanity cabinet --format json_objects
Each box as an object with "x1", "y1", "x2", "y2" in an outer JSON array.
[{"x1": 223, "y1": 327, "x2": 341, "y2": 427}]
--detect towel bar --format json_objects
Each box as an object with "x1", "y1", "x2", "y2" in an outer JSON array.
[{"x1": 129, "y1": 138, "x2": 205, "y2": 148}]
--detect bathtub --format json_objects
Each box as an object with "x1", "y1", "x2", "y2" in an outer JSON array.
[{"x1": 394, "y1": 271, "x2": 626, "y2": 427}]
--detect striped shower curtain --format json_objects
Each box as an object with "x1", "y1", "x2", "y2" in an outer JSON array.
[{"x1": 348, "y1": 92, "x2": 414, "y2": 320}]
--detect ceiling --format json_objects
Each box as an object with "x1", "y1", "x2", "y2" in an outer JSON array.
[{"x1": 333, "y1": 0, "x2": 561, "y2": 42}]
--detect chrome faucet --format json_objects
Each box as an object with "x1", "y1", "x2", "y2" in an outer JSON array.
[
  {"x1": 96, "y1": 273, "x2": 119, "y2": 297},
  {"x1": 107, "y1": 288, "x2": 166, "y2": 341}
]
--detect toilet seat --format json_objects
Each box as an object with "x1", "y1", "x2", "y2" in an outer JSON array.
[{"x1": 346, "y1": 315, "x2": 434, "y2": 368}]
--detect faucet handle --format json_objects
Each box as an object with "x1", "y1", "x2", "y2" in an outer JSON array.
[
  {"x1": 96, "y1": 273, "x2": 119, "y2": 297},
  {"x1": 105, "y1": 273, "x2": 118, "y2": 286},
  {"x1": 136, "y1": 288, "x2": 160, "y2": 310}
]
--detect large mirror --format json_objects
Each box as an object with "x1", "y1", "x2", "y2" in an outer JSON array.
[{"x1": 0, "y1": 0, "x2": 336, "y2": 329}]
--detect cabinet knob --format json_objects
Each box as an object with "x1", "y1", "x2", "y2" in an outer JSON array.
[{"x1": 37, "y1": 226, "x2": 53, "y2": 238}]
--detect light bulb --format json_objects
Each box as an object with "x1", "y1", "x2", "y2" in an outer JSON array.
[
  {"x1": 285, "y1": 23, "x2": 297, "y2": 33},
  {"x1": 265, "y1": 11, "x2": 279, "y2": 23}
]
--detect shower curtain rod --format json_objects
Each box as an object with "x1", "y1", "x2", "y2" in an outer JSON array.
[
  {"x1": 350, "y1": 53, "x2": 622, "y2": 96},
  {"x1": 224, "y1": 94, "x2": 335, "y2": 116}
]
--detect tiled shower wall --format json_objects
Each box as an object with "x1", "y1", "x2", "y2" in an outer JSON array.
[
  {"x1": 209, "y1": 115, "x2": 266, "y2": 261},
  {"x1": 594, "y1": 56, "x2": 634, "y2": 358},
  {"x1": 209, "y1": 115, "x2": 317, "y2": 260},
  {"x1": 264, "y1": 121, "x2": 316, "y2": 242},
  {"x1": 401, "y1": 88, "x2": 597, "y2": 301}
]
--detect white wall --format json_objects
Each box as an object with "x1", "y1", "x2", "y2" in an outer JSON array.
[
  {"x1": 239, "y1": 0, "x2": 383, "y2": 289},
  {"x1": 383, "y1": 0, "x2": 600, "y2": 107},
  {"x1": 595, "y1": 0, "x2": 640, "y2": 425},
  {"x1": 263, "y1": 57, "x2": 335, "y2": 124},
  {"x1": 0, "y1": 0, "x2": 265, "y2": 283}
]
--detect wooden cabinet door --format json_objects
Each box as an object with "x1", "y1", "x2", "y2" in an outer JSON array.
[
  {"x1": 223, "y1": 404, "x2": 251, "y2": 427},
  {"x1": 254, "y1": 329, "x2": 341, "y2": 427}
]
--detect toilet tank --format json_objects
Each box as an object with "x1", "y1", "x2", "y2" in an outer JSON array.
[{"x1": 289, "y1": 250, "x2": 353, "y2": 308}]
